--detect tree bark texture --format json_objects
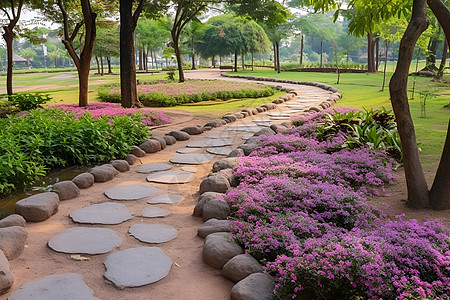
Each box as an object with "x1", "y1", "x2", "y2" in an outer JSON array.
[
  {"x1": 300, "y1": 35, "x2": 304, "y2": 67},
  {"x1": 424, "y1": 37, "x2": 439, "y2": 70},
  {"x1": 389, "y1": 0, "x2": 430, "y2": 208},
  {"x1": 139, "y1": 49, "x2": 143, "y2": 70},
  {"x1": 3, "y1": 29, "x2": 14, "y2": 96},
  {"x1": 367, "y1": 33, "x2": 377, "y2": 73},
  {"x1": 320, "y1": 40, "x2": 323, "y2": 68},
  {"x1": 276, "y1": 41, "x2": 280, "y2": 73},
  {"x1": 273, "y1": 42, "x2": 277, "y2": 71},
  {"x1": 382, "y1": 40, "x2": 389, "y2": 91},
  {"x1": 95, "y1": 56, "x2": 100, "y2": 74},
  {"x1": 234, "y1": 49, "x2": 238, "y2": 72},
  {"x1": 434, "y1": 38, "x2": 447, "y2": 80},
  {"x1": 191, "y1": 37, "x2": 196, "y2": 70},
  {"x1": 107, "y1": 56, "x2": 112, "y2": 73},
  {"x1": 375, "y1": 36, "x2": 380, "y2": 70}
]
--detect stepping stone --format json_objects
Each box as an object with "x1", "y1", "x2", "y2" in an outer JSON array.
[
  {"x1": 104, "y1": 184, "x2": 163, "y2": 201},
  {"x1": 147, "y1": 194, "x2": 184, "y2": 205},
  {"x1": 170, "y1": 154, "x2": 214, "y2": 165},
  {"x1": 48, "y1": 227, "x2": 122, "y2": 255},
  {"x1": 267, "y1": 112, "x2": 291, "y2": 117},
  {"x1": 129, "y1": 224, "x2": 177, "y2": 244},
  {"x1": 181, "y1": 166, "x2": 198, "y2": 173},
  {"x1": 206, "y1": 147, "x2": 233, "y2": 156},
  {"x1": 8, "y1": 273, "x2": 98, "y2": 300},
  {"x1": 176, "y1": 148, "x2": 201, "y2": 154},
  {"x1": 146, "y1": 171, "x2": 194, "y2": 184},
  {"x1": 70, "y1": 202, "x2": 133, "y2": 225},
  {"x1": 187, "y1": 139, "x2": 233, "y2": 148},
  {"x1": 141, "y1": 207, "x2": 171, "y2": 218},
  {"x1": 225, "y1": 126, "x2": 262, "y2": 133},
  {"x1": 253, "y1": 122, "x2": 272, "y2": 127},
  {"x1": 269, "y1": 116, "x2": 291, "y2": 120},
  {"x1": 241, "y1": 134, "x2": 254, "y2": 140},
  {"x1": 251, "y1": 119, "x2": 271, "y2": 123},
  {"x1": 207, "y1": 133, "x2": 236, "y2": 139},
  {"x1": 104, "y1": 247, "x2": 172, "y2": 289},
  {"x1": 136, "y1": 163, "x2": 172, "y2": 174}
]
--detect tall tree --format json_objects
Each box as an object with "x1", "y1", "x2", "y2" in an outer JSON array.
[{"x1": 1, "y1": 0, "x2": 24, "y2": 96}]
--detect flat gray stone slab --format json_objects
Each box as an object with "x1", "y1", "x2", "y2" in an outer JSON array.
[
  {"x1": 147, "y1": 194, "x2": 184, "y2": 205},
  {"x1": 141, "y1": 207, "x2": 171, "y2": 218},
  {"x1": 207, "y1": 133, "x2": 236, "y2": 139},
  {"x1": 104, "y1": 247, "x2": 172, "y2": 289},
  {"x1": 176, "y1": 148, "x2": 201, "y2": 154},
  {"x1": 206, "y1": 147, "x2": 234, "y2": 156},
  {"x1": 136, "y1": 163, "x2": 172, "y2": 174},
  {"x1": 146, "y1": 170, "x2": 195, "y2": 184},
  {"x1": 253, "y1": 122, "x2": 272, "y2": 127},
  {"x1": 8, "y1": 273, "x2": 98, "y2": 300},
  {"x1": 170, "y1": 154, "x2": 214, "y2": 165},
  {"x1": 48, "y1": 227, "x2": 122, "y2": 254},
  {"x1": 70, "y1": 202, "x2": 133, "y2": 225},
  {"x1": 129, "y1": 224, "x2": 177, "y2": 244},
  {"x1": 241, "y1": 134, "x2": 254, "y2": 140},
  {"x1": 181, "y1": 166, "x2": 198, "y2": 173},
  {"x1": 269, "y1": 116, "x2": 291, "y2": 120},
  {"x1": 267, "y1": 112, "x2": 291, "y2": 117},
  {"x1": 104, "y1": 184, "x2": 163, "y2": 200},
  {"x1": 187, "y1": 139, "x2": 233, "y2": 148},
  {"x1": 225, "y1": 126, "x2": 262, "y2": 133}
]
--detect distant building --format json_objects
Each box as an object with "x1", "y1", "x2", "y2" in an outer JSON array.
[{"x1": 13, "y1": 53, "x2": 31, "y2": 68}]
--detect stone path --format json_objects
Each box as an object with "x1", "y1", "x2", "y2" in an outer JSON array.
[{"x1": 5, "y1": 69, "x2": 334, "y2": 300}]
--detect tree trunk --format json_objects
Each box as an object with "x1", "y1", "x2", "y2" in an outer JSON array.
[
  {"x1": 367, "y1": 33, "x2": 377, "y2": 73},
  {"x1": 434, "y1": 37, "x2": 447, "y2": 80},
  {"x1": 389, "y1": 0, "x2": 430, "y2": 208},
  {"x1": 375, "y1": 35, "x2": 380, "y2": 71},
  {"x1": 172, "y1": 31, "x2": 185, "y2": 82},
  {"x1": 242, "y1": 54, "x2": 244, "y2": 70},
  {"x1": 120, "y1": 0, "x2": 139, "y2": 108},
  {"x1": 381, "y1": 40, "x2": 389, "y2": 91},
  {"x1": 107, "y1": 56, "x2": 112, "y2": 73},
  {"x1": 95, "y1": 56, "x2": 100, "y2": 74},
  {"x1": 3, "y1": 29, "x2": 14, "y2": 96},
  {"x1": 54, "y1": 58, "x2": 57, "y2": 68},
  {"x1": 300, "y1": 35, "x2": 304, "y2": 68},
  {"x1": 320, "y1": 40, "x2": 323, "y2": 68},
  {"x1": 213, "y1": 55, "x2": 216, "y2": 68},
  {"x1": 276, "y1": 41, "x2": 281, "y2": 73},
  {"x1": 234, "y1": 50, "x2": 238, "y2": 72},
  {"x1": 251, "y1": 52, "x2": 254, "y2": 71},
  {"x1": 191, "y1": 37, "x2": 196, "y2": 70},
  {"x1": 100, "y1": 55, "x2": 104, "y2": 76},
  {"x1": 424, "y1": 37, "x2": 439, "y2": 71},
  {"x1": 273, "y1": 42, "x2": 277, "y2": 71},
  {"x1": 138, "y1": 48, "x2": 143, "y2": 70}
]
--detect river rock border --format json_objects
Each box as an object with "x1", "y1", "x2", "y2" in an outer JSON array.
[{"x1": 0, "y1": 76, "x2": 340, "y2": 296}]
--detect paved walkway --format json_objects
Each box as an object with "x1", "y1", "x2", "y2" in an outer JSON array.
[{"x1": 5, "y1": 70, "x2": 335, "y2": 300}]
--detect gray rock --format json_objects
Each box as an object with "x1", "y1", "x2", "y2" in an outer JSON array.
[
  {"x1": 129, "y1": 224, "x2": 177, "y2": 244},
  {"x1": 169, "y1": 130, "x2": 190, "y2": 141},
  {"x1": 199, "y1": 175, "x2": 231, "y2": 194},
  {"x1": 139, "y1": 139, "x2": 162, "y2": 153},
  {"x1": 254, "y1": 127, "x2": 276, "y2": 137},
  {"x1": 104, "y1": 184, "x2": 163, "y2": 201},
  {"x1": 228, "y1": 149, "x2": 245, "y2": 157},
  {"x1": 245, "y1": 136, "x2": 262, "y2": 145},
  {"x1": 202, "y1": 232, "x2": 243, "y2": 269},
  {"x1": 193, "y1": 192, "x2": 224, "y2": 217},
  {"x1": 241, "y1": 109, "x2": 254, "y2": 116},
  {"x1": 204, "y1": 120, "x2": 223, "y2": 128},
  {"x1": 163, "y1": 135, "x2": 177, "y2": 145},
  {"x1": 104, "y1": 247, "x2": 172, "y2": 289},
  {"x1": 230, "y1": 273, "x2": 275, "y2": 300},
  {"x1": 72, "y1": 173, "x2": 95, "y2": 189},
  {"x1": 15, "y1": 192, "x2": 59, "y2": 222},
  {"x1": 111, "y1": 160, "x2": 130, "y2": 172},
  {"x1": 206, "y1": 147, "x2": 234, "y2": 156},
  {"x1": 130, "y1": 145, "x2": 146, "y2": 157},
  {"x1": 147, "y1": 194, "x2": 184, "y2": 205},
  {"x1": 309, "y1": 106, "x2": 321, "y2": 112},
  {"x1": 234, "y1": 113, "x2": 244, "y2": 119},
  {"x1": 52, "y1": 181, "x2": 80, "y2": 200},
  {"x1": 198, "y1": 218, "x2": 231, "y2": 238},
  {"x1": 222, "y1": 114, "x2": 237, "y2": 122},
  {"x1": 241, "y1": 111, "x2": 249, "y2": 118},
  {"x1": 151, "y1": 136, "x2": 167, "y2": 149},
  {"x1": 239, "y1": 143, "x2": 259, "y2": 156},
  {"x1": 223, "y1": 254, "x2": 264, "y2": 282},
  {"x1": 48, "y1": 227, "x2": 122, "y2": 255},
  {"x1": 187, "y1": 139, "x2": 233, "y2": 148},
  {"x1": 0, "y1": 226, "x2": 28, "y2": 260},
  {"x1": 89, "y1": 164, "x2": 119, "y2": 182},
  {"x1": 146, "y1": 171, "x2": 195, "y2": 184},
  {"x1": 181, "y1": 126, "x2": 203, "y2": 135},
  {"x1": 70, "y1": 202, "x2": 133, "y2": 225},
  {"x1": 125, "y1": 154, "x2": 138, "y2": 165},
  {"x1": 261, "y1": 103, "x2": 276, "y2": 110},
  {"x1": 136, "y1": 163, "x2": 172, "y2": 174},
  {"x1": 212, "y1": 158, "x2": 239, "y2": 172},
  {"x1": 177, "y1": 148, "x2": 200, "y2": 154},
  {"x1": 141, "y1": 207, "x2": 171, "y2": 218},
  {"x1": 8, "y1": 273, "x2": 99, "y2": 300},
  {"x1": 203, "y1": 126, "x2": 213, "y2": 131},
  {"x1": 202, "y1": 199, "x2": 231, "y2": 221},
  {"x1": 0, "y1": 250, "x2": 13, "y2": 295},
  {"x1": 0, "y1": 214, "x2": 26, "y2": 228},
  {"x1": 170, "y1": 153, "x2": 214, "y2": 165},
  {"x1": 256, "y1": 107, "x2": 264, "y2": 113}
]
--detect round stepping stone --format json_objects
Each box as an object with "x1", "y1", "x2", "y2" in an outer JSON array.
[
  {"x1": 104, "y1": 247, "x2": 172, "y2": 289},
  {"x1": 225, "y1": 126, "x2": 262, "y2": 133},
  {"x1": 176, "y1": 148, "x2": 200, "y2": 154},
  {"x1": 70, "y1": 202, "x2": 133, "y2": 225},
  {"x1": 141, "y1": 207, "x2": 171, "y2": 218},
  {"x1": 207, "y1": 133, "x2": 236, "y2": 139},
  {"x1": 146, "y1": 171, "x2": 194, "y2": 184},
  {"x1": 104, "y1": 184, "x2": 163, "y2": 200},
  {"x1": 206, "y1": 147, "x2": 233, "y2": 156},
  {"x1": 187, "y1": 139, "x2": 233, "y2": 148},
  {"x1": 170, "y1": 154, "x2": 214, "y2": 165},
  {"x1": 181, "y1": 166, "x2": 198, "y2": 173},
  {"x1": 136, "y1": 163, "x2": 172, "y2": 174},
  {"x1": 129, "y1": 224, "x2": 177, "y2": 244},
  {"x1": 8, "y1": 273, "x2": 98, "y2": 300},
  {"x1": 147, "y1": 194, "x2": 184, "y2": 205},
  {"x1": 48, "y1": 227, "x2": 122, "y2": 254}
]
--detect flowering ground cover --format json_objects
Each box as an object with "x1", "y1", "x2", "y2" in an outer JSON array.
[
  {"x1": 97, "y1": 80, "x2": 276, "y2": 106},
  {"x1": 50, "y1": 102, "x2": 171, "y2": 126},
  {"x1": 224, "y1": 107, "x2": 450, "y2": 299}
]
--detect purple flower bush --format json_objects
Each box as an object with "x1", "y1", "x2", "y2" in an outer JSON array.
[
  {"x1": 224, "y1": 108, "x2": 450, "y2": 299},
  {"x1": 50, "y1": 102, "x2": 171, "y2": 126}
]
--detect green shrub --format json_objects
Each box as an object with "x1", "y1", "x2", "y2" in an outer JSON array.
[{"x1": 0, "y1": 92, "x2": 51, "y2": 111}]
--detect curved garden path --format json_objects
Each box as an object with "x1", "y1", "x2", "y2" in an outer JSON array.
[{"x1": 4, "y1": 70, "x2": 334, "y2": 300}]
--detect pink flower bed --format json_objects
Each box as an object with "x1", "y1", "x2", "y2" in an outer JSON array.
[{"x1": 49, "y1": 102, "x2": 171, "y2": 126}]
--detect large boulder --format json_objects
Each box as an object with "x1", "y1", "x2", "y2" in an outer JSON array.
[
  {"x1": 204, "y1": 120, "x2": 224, "y2": 128},
  {"x1": 0, "y1": 250, "x2": 13, "y2": 295},
  {"x1": 198, "y1": 218, "x2": 231, "y2": 238},
  {"x1": 15, "y1": 192, "x2": 59, "y2": 222},
  {"x1": 193, "y1": 192, "x2": 224, "y2": 217},
  {"x1": 228, "y1": 149, "x2": 245, "y2": 157},
  {"x1": 0, "y1": 226, "x2": 28, "y2": 260},
  {"x1": 254, "y1": 127, "x2": 276, "y2": 137},
  {"x1": 181, "y1": 126, "x2": 203, "y2": 135},
  {"x1": 239, "y1": 143, "x2": 259, "y2": 156},
  {"x1": 163, "y1": 135, "x2": 177, "y2": 145},
  {"x1": 223, "y1": 254, "x2": 264, "y2": 283},
  {"x1": 139, "y1": 139, "x2": 162, "y2": 153},
  {"x1": 199, "y1": 174, "x2": 231, "y2": 195},
  {"x1": 125, "y1": 154, "x2": 138, "y2": 166},
  {"x1": 72, "y1": 173, "x2": 95, "y2": 189},
  {"x1": 89, "y1": 164, "x2": 119, "y2": 182},
  {"x1": 169, "y1": 130, "x2": 190, "y2": 141},
  {"x1": 230, "y1": 273, "x2": 275, "y2": 300},
  {"x1": 52, "y1": 181, "x2": 80, "y2": 200},
  {"x1": 202, "y1": 199, "x2": 231, "y2": 221},
  {"x1": 151, "y1": 136, "x2": 167, "y2": 149},
  {"x1": 202, "y1": 232, "x2": 243, "y2": 269},
  {"x1": 110, "y1": 160, "x2": 130, "y2": 172},
  {"x1": 222, "y1": 115, "x2": 237, "y2": 123},
  {"x1": 0, "y1": 214, "x2": 26, "y2": 228},
  {"x1": 130, "y1": 145, "x2": 146, "y2": 157},
  {"x1": 212, "y1": 158, "x2": 239, "y2": 172}
]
